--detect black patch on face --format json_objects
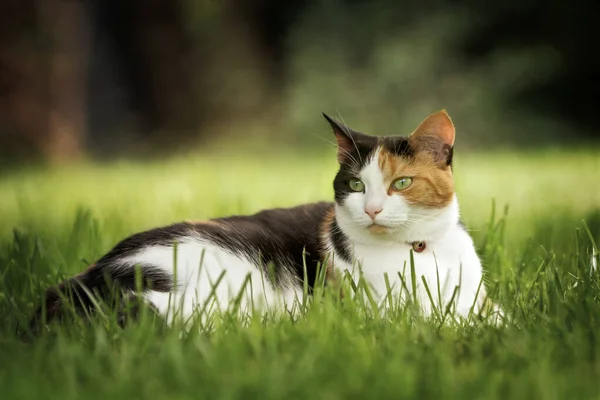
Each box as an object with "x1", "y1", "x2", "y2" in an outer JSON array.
[
  {"x1": 333, "y1": 168, "x2": 362, "y2": 204},
  {"x1": 323, "y1": 113, "x2": 381, "y2": 205},
  {"x1": 380, "y1": 136, "x2": 415, "y2": 158},
  {"x1": 336, "y1": 132, "x2": 379, "y2": 169},
  {"x1": 331, "y1": 134, "x2": 379, "y2": 204},
  {"x1": 329, "y1": 218, "x2": 353, "y2": 264},
  {"x1": 384, "y1": 135, "x2": 453, "y2": 168}
]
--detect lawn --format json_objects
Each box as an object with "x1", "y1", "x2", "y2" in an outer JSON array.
[{"x1": 0, "y1": 148, "x2": 599, "y2": 399}]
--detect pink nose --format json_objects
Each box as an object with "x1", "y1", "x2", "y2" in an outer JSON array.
[{"x1": 365, "y1": 207, "x2": 382, "y2": 220}]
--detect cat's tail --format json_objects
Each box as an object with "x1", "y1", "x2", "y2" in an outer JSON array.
[
  {"x1": 27, "y1": 224, "x2": 194, "y2": 334},
  {"x1": 29, "y1": 260, "x2": 173, "y2": 332}
]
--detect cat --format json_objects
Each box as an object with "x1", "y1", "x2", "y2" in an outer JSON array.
[{"x1": 32, "y1": 110, "x2": 501, "y2": 329}]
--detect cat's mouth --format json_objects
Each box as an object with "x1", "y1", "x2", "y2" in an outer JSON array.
[{"x1": 367, "y1": 223, "x2": 391, "y2": 235}]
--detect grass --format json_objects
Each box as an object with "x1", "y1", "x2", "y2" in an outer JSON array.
[{"x1": 0, "y1": 148, "x2": 599, "y2": 399}]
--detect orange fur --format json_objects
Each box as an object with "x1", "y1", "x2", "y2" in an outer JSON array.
[
  {"x1": 319, "y1": 208, "x2": 344, "y2": 294},
  {"x1": 409, "y1": 110, "x2": 455, "y2": 167},
  {"x1": 375, "y1": 110, "x2": 456, "y2": 208},
  {"x1": 319, "y1": 208, "x2": 336, "y2": 240},
  {"x1": 410, "y1": 110, "x2": 455, "y2": 147},
  {"x1": 378, "y1": 146, "x2": 454, "y2": 208}
]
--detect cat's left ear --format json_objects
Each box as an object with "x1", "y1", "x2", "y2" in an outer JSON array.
[{"x1": 409, "y1": 110, "x2": 455, "y2": 166}]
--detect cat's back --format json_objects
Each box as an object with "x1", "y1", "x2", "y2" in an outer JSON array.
[
  {"x1": 94, "y1": 201, "x2": 335, "y2": 320},
  {"x1": 206, "y1": 201, "x2": 334, "y2": 245},
  {"x1": 97, "y1": 201, "x2": 334, "y2": 293},
  {"x1": 196, "y1": 201, "x2": 334, "y2": 276},
  {"x1": 99, "y1": 201, "x2": 334, "y2": 261}
]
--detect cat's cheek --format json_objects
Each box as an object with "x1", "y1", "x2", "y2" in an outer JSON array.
[
  {"x1": 377, "y1": 195, "x2": 411, "y2": 225},
  {"x1": 341, "y1": 193, "x2": 370, "y2": 222}
]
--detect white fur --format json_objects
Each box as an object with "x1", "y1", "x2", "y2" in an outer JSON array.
[
  {"x1": 330, "y1": 150, "x2": 490, "y2": 318},
  {"x1": 124, "y1": 240, "x2": 302, "y2": 325}
]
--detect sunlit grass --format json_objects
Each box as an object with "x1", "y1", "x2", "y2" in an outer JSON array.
[{"x1": 0, "y1": 148, "x2": 599, "y2": 399}]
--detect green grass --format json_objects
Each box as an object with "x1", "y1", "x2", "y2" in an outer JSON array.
[{"x1": 0, "y1": 148, "x2": 599, "y2": 399}]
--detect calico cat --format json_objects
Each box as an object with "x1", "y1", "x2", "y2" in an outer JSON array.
[{"x1": 33, "y1": 110, "x2": 500, "y2": 327}]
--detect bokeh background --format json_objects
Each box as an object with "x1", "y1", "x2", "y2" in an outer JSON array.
[
  {"x1": 1, "y1": 5, "x2": 600, "y2": 397},
  {"x1": 1, "y1": 0, "x2": 599, "y2": 166}
]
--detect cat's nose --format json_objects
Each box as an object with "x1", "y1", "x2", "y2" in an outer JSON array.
[{"x1": 364, "y1": 206, "x2": 383, "y2": 220}]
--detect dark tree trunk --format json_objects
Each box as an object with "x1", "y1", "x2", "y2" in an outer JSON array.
[{"x1": 0, "y1": 0, "x2": 88, "y2": 164}]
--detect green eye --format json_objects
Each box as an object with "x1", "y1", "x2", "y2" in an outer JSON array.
[
  {"x1": 392, "y1": 177, "x2": 413, "y2": 191},
  {"x1": 348, "y1": 179, "x2": 365, "y2": 192}
]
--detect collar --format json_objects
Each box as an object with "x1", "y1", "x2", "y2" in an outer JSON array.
[{"x1": 408, "y1": 241, "x2": 427, "y2": 253}]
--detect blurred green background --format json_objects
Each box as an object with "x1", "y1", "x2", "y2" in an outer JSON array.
[
  {"x1": 1, "y1": 0, "x2": 599, "y2": 166},
  {"x1": 1, "y1": 3, "x2": 600, "y2": 398}
]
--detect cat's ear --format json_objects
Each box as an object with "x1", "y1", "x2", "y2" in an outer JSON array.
[
  {"x1": 409, "y1": 110, "x2": 455, "y2": 166},
  {"x1": 322, "y1": 113, "x2": 359, "y2": 163}
]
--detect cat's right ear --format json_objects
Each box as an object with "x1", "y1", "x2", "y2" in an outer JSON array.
[{"x1": 322, "y1": 113, "x2": 357, "y2": 163}]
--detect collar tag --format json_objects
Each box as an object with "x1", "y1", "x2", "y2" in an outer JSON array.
[{"x1": 411, "y1": 241, "x2": 426, "y2": 253}]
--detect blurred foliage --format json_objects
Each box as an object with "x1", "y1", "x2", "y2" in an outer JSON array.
[
  {"x1": 284, "y1": 3, "x2": 565, "y2": 148},
  {"x1": 0, "y1": 0, "x2": 598, "y2": 165}
]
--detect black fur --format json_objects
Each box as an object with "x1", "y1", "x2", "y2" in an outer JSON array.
[
  {"x1": 325, "y1": 114, "x2": 376, "y2": 204},
  {"x1": 96, "y1": 202, "x2": 335, "y2": 289},
  {"x1": 96, "y1": 223, "x2": 194, "y2": 264},
  {"x1": 445, "y1": 145, "x2": 454, "y2": 166},
  {"x1": 195, "y1": 202, "x2": 334, "y2": 288},
  {"x1": 31, "y1": 261, "x2": 172, "y2": 330},
  {"x1": 329, "y1": 218, "x2": 353, "y2": 264},
  {"x1": 380, "y1": 136, "x2": 415, "y2": 159},
  {"x1": 31, "y1": 224, "x2": 187, "y2": 328},
  {"x1": 323, "y1": 113, "x2": 379, "y2": 170}
]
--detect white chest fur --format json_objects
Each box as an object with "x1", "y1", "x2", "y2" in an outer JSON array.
[{"x1": 331, "y1": 224, "x2": 485, "y2": 318}]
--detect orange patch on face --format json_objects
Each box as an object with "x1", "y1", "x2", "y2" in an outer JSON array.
[{"x1": 378, "y1": 147, "x2": 454, "y2": 208}]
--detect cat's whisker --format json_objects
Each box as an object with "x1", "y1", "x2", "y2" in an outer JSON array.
[
  {"x1": 339, "y1": 151, "x2": 361, "y2": 169},
  {"x1": 336, "y1": 110, "x2": 363, "y2": 165},
  {"x1": 310, "y1": 126, "x2": 362, "y2": 167},
  {"x1": 309, "y1": 132, "x2": 341, "y2": 152}
]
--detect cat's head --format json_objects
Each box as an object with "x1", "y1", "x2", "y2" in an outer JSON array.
[{"x1": 324, "y1": 110, "x2": 459, "y2": 244}]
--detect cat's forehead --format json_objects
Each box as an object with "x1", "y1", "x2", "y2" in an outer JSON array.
[
  {"x1": 355, "y1": 137, "x2": 444, "y2": 181},
  {"x1": 379, "y1": 136, "x2": 414, "y2": 158},
  {"x1": 343, "y1": 135, "x2": 414, "y2": 170}
]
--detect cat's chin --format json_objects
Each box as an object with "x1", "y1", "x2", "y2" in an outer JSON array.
[{"x1": 367, "y1": 223, "x2": 391, "y2": 235}]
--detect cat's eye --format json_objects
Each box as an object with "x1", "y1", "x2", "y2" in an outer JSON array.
[
  {"x1": 392, "y1": 177, "x2": 413, "y2": 191},
  {"x1": 348, "y1": 179, "x2": 365, "y2": 192}
]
